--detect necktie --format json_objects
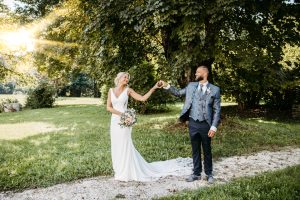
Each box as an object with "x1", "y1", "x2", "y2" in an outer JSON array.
[{"x1": 199, "y1": 84, "x2": 203, "y2": 92}]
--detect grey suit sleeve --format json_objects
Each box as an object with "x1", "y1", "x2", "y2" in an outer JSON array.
[
  {"x1": 212, "y1": 88, "x2": 221, "y2": 128},
  {"x1": 166, "y1": 85, "x2": 187, "y2": 97}
]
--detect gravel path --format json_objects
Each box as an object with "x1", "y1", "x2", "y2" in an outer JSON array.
[{"x1": 1, "y1": 147, "x2": 299, "y2": 200}]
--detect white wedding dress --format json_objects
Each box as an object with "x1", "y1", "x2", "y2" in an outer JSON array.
[{"x1": 109, "y1": 87, "x2": 192, "y2": 182}]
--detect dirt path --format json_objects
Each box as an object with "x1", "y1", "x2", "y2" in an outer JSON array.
[{"x1": 1, "y1": 147, "x2": 299, "y2": 200}]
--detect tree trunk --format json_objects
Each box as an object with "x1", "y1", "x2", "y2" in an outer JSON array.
[
  {"x1": 244, "y1": 92, "x2": 260, "y2": 108},
  {"x1": 237, "y1": 101, "x2": 245, "y2": 111},
  {"x1": 93, "y1": 80, "x2": 101, "y2": 98},
  {"x1": 237, "y1": 92, "x2": 261, "y2": 110},
  {"x1": 70, "y1": 87, "x2": 81, "y2": 97}
]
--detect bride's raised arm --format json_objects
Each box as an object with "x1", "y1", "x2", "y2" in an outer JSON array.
[{"x1": 128, "y1": 82, "x2": 161, "y2": 102}]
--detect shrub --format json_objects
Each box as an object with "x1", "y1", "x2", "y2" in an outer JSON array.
[
  {"x1": 25, "y1": 82, "x2": 56, "y2": 109},
  {"x1": 0, "y1": 98, "x2": 21, "y2": 113}
]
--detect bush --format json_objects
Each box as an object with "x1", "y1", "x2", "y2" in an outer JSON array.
[
  {"x1": 0, "y1": 82, "x2": 15, "y2": 94},
  {"x1": 0, "y1": 98, "x2": 21, "y2": 113},
  {"x1": 25, "y1": 82, "x2": 56, "y2": 109},
  {"x1": 264, "y1": 86, "x2": 299, "y2": 111}
]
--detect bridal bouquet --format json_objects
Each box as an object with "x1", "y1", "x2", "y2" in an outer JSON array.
[{"x1": 119, "y1": 108, "x2": 137, "y2": 128}]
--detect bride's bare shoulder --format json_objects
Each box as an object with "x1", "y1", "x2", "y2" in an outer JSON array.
[{"x1": 109, "y1": 88, "x2": 116, "y2": 95}]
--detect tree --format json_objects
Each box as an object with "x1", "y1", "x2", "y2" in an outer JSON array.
[
  {"x1": 0, "y1": 0, "x2": 38, "y2": 83},
  {"x1": 16, "y1": 0, "x2": 60, "y2": 19},
  {"x1": 14, "y1": 0, "x2": 300, "y2": 110},
  {"x1": 262, "y1": 44, "x2": 300, "y2": 110},
  {"x1": 64, "y1": 72, "x2": 95, "y2": 97},
  {"x1": 81, "y1": 0, "x2": 299, "y2": 109},
  {"x1": 0, "y1": 0, "x2": 10, "y2": 81},
  {"x1": 0, "y1": 0, "x2": 7, "y2": 13},
  {"x1": 0, "y1": 56, "x2": 8, "y2": 82},
  {"x1": 14, "y1": 0, "x2": 90, "y2": 95}
]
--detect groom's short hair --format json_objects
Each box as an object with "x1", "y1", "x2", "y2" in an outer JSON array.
[{"x1": 197, "y1": 65, "x2": 209, "y2": 74}]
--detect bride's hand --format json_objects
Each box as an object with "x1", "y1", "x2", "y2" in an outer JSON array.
[{"x1": 154, "y1": 81, "x2": 163, "y2": 89}]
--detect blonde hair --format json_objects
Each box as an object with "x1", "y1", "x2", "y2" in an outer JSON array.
[{"x1": 114, "y1": 72, "x2": 130, "y2": 86}]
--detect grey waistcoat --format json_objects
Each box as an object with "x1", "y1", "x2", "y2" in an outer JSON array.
[{"x1": 189, "y1": 88, "x2": 207, "y2": 122}]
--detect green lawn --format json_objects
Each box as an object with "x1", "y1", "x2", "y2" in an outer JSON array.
[
  {"x1": 158, "y1": 165, "x2": 300, "y2": 200},
  {"x1": 0, "y1": 103, "x2": 299, "y2": 191}
]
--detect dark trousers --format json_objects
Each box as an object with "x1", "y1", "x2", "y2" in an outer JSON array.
[{"x1": 188, "y1": 118, "x2": 212, "y2": 176}]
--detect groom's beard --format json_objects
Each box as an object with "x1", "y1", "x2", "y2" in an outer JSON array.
[{"x1": 195, "y1": 76, "x2": 204, "y2": 81}]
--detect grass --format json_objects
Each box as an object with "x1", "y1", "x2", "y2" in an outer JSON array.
[
  {"x1": 0, "y1": 94, "x2": 101, "y2": 106},
  {"x1": 0, "y1": 102, "x2": 299, "y2": 191},
  {"x1": 0, "y1": 105, "x2": 112, "y2": 191},
  {"x1": 158, "y1": 165, "x2": 300, "y2": 200},
  {"x1": 211, "y1": 116, "x2": 300, "y2": 158}
]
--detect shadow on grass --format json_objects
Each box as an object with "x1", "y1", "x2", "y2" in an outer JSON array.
[{"x1": 221, "y1": 105, "x2": 299, "y2": 123}]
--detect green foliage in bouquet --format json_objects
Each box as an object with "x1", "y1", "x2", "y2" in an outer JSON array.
[{"x1": 119, "y1": 108, "x2": 137, "y2": 128}]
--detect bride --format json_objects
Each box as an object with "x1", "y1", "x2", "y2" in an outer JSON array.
[{"x1": 106, "y1": 72, "x2": 191, "y2": 182}]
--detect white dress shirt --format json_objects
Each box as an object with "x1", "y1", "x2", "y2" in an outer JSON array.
[{"x1": 198, "y1": 81, "x2": 208, "y2": 94}]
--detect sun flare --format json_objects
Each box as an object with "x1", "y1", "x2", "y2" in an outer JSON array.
[{"x1": 0, "y1": 29, "x2": 35, "y2": 52}]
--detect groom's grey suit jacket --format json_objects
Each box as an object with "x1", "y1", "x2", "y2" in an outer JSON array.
[{"x1": 167, "y1": 82, "x2": 221, "y2": 128}]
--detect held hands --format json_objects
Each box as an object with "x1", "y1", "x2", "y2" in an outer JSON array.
[
  {"x1": 154, "y1": 80, "x2": 168, "y2": 89},
  {"x1": 153, "y1": 81, "x2": 161, "y2": 89},
  {"x1": 159, "y1": 80, "x2": 168, "y2": 87},
  {"x1": 153, "y1": 80, "x2": 164, "y2": 89}
]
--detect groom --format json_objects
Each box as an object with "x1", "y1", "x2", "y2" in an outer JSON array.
[{"x1": 160, "y1": 65, "x2": 221, "y2": 183}]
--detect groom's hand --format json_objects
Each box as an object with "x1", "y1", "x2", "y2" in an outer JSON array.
[
  {"x1": 208, "y1": 130, "x2": 215, "y2": 138},
  {"x1": 159, "y1": 80, "x2": 168, "y2": 88}
]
